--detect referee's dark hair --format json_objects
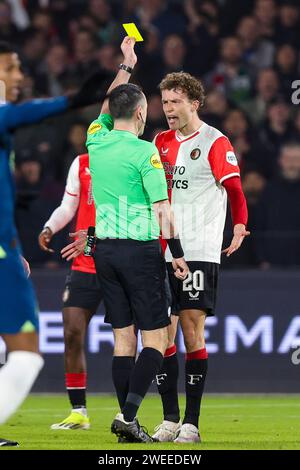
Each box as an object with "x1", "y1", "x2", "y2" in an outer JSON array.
[{"x1": 109, "y1": 83, "x2": 145, "y2": 120}]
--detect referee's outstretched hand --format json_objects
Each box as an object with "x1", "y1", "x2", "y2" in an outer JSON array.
[{"x1": 172, "y1": 257, "x2": 189, "y2": 280}]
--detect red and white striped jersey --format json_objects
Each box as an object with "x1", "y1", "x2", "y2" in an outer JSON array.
[
  {"x1": 65, "y1": 153, "x2": 96, "y2": 273},
  {"x1": 155, "y1": 122, "x2": 240, "y2": 264}
]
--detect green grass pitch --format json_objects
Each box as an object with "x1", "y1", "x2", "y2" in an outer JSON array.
[{"x1": 1, "y1": 394, "x2": 300, "y2": 450}]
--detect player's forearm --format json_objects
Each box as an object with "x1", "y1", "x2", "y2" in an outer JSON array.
[
  {"x1": 223, "y1": 176, "x2": 248, "y2": 226},
  {"x1": 100, "y1": 48, "x2": 136, "y2": 114},
  {"x1": 44, "y1": 194, "x2": 79, "y2": 234},
  {"x1": 107, "y1": 66, "x2": 135, "y2": 96},
  {"x1": 45, "y1": 207, "x2": 74, "y2": 234},
  {"x1": 153, "y1": 199, "x2": 177, "y2": 239},
  {"x1": 154, "y1": 200, "x2": 184, "y2": 258},
  {"x1": 3, "y1": 97, "x2": 68, "y2": 131}
]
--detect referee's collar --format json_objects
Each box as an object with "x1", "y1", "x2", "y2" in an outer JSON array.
[{"x1": 112, "y1": 129, "x2": 138, "y2": 138}]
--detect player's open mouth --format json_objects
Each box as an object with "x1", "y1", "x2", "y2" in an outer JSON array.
[{"x1": 167, "y1": 117, "x2": 177, "y2": 124}]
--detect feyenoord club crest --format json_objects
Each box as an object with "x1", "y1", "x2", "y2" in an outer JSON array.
[
  {"x1": 62, "y1": 286, "x2": 70, "y2": 303},
  {"x1": 190, "y1": 148, "x2": 201, "y2": 160}
]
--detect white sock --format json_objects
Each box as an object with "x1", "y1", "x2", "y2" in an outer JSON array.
[
  {"x1": 72, "y1": 407, "x2": 87, "y2": 417},
  {"x1": 0, "y1": 351, "x2": 44, "y2": 424}
]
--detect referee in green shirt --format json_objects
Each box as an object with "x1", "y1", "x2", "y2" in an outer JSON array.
[{"x1": 86, "y1": 37, "x2": 188, "y2": 443}]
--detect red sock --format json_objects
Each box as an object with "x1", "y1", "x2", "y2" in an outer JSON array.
[
  {"x1": 186, "y1": 348, "x2": 208, "y2": 361},
  {"x1": 164, "y1": 344, "x2": 177, "y2": 358},
  {"x1": 65, "y1": 373, "x2": 87, "y2": 409},
  {"x1": 65, "y1": 372, "x2": 87, "y2": 388}
]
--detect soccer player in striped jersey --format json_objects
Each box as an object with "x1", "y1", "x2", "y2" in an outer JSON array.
[{"x1": 152, "y1": 72, "x2": 250, "y2": 443}]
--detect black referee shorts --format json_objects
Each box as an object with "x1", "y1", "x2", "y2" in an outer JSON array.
[{"x1": 93, "y1": 239, "x2": 171, "y2": 331}]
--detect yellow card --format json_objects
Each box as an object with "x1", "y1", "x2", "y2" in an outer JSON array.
[{"x1": 122, "y1": 23, "x2": 144, "y2": 42}]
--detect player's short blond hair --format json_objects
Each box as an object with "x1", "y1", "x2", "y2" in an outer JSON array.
[{"x1": 159, "y1": 72, "x2": 205, "y2": 107}]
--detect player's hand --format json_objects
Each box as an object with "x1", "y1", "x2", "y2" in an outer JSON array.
[
  {"x1": 21, "y1": 256, "x2": 31, "y2": 278},
  {"x1": 172, "y1": 257, "x2": 189, "y2": 280},
  {"x1": 121, "y1": 36, "x2": 137, "y2": 68},
  {"x1": 61, "y1": 230, "x2": 87, "y2": 261},
  {"x1": 222, "y1": 224, "x2": 250, "y2": 257},
  {"x1": 38, "y1": 227, "x2": 54, "y2": 253}
]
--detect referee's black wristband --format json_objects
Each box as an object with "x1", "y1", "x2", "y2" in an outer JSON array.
[
  {"x1": 167, "y1": 238, "x2": 184, "y2": 259},
  {"x1": 119, "y1": 63, "x2": 133, "y2": 74}
]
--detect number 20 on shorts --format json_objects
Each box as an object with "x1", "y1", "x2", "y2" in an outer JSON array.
[{"x1": 182, "y1": 270, "x2": 204, "y2": 291}]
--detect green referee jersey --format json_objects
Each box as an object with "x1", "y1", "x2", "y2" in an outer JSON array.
[{"x1": 86, "y1": 114, "x2": 168, "y2": 241}]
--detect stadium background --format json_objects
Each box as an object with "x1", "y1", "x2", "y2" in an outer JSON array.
[{"x1": 2, "y1": 0, "x2": 300, "y2": 392}]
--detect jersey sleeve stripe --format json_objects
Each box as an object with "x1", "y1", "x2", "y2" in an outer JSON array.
[
  {"x1": 220, "y1": 172, "x2": 240, "y2": 184},
  {"x1": 66, "y1": 190, "x2": 79, "y2": 197}
]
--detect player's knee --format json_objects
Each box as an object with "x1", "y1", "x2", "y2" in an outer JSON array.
[
  {"x1": 183, "y1": 328, "x2": 204, "y2": 352},
  {"x1": 3, "y1": 331, "x2": 39, "y2": 354},
  {"x1": 142, "y1": 327, "x2": 168, "y2": 355},
  {"x1": 183, "y1": 332, "x2": 197, "y2": 352},
  {"x1": 64, "y1": 327, "x2": 84, "y2": 351},
  {"x1": 114, "y1": 342, "x2": 136, "y2": 356},
  {"x1": 114, "y1": 329, "x2": 137, "y2": 356}
]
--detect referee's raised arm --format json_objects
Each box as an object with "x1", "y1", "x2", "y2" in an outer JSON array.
[{"x1": 100, "y1": 36, "x2": 137, "y2": 115}]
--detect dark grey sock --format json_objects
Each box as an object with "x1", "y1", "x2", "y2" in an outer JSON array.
[{"x1": 122, "y1": 347, "x2": 163, "y2": 422}]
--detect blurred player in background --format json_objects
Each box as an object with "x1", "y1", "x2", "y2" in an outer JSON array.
[
  {"x1": 0, "y1": 40, "x2": 108, "y2": 445},
  {"x1": 39, "y1": 36, "x2": 139, "y2": 433},
  {"x1": 39, "y1": 152, "x2": 101, "y2": 431},
  {"x1": 152, "y1": 72, "x2": 249, "y2": 443}
]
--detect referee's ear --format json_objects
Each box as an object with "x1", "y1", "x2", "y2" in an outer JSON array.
[
  {"x1": 135, "y1": 105, "x2": 144, "y2": 123},
  {"x1": 136, "y1": 104, "x2": 142, "y2": 116}
]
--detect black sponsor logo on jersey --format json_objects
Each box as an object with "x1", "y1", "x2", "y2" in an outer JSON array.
[
  {"x1": 163, "y1": 162, "x2": 186, "y2": 175},
  {"x1": 190, "y1": 148, "x2": 201, "y2": 160},
  {"x1": 174, "y1": 165, "x2": 186, "y2": 175},
  {"x1": 167, "y1": 179, "x2": 189, "y2": 189}
]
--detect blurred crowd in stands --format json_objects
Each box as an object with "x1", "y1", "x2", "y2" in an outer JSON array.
[{"x1": 3, "y1": 0, "x2": 300, "y2": 268}]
